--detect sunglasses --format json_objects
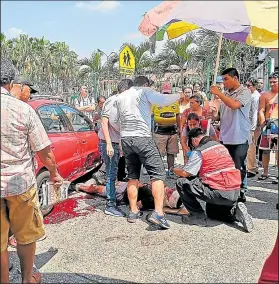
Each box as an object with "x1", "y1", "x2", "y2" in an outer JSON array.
[{"x1": 246, "y1": 84, "x2": 252, "y2": 87}]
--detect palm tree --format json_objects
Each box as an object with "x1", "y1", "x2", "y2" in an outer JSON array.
[
  {"x1": 1, "y1": 33, "x2": 80, "y2": 95},
  {"x1": 156, "y1": 34, "x2": 196, "y2": 86},
  {"x1": 195, "y1": 29, "x2": 262, "y2": 83},
  {"x1": 78, "y1": 51, "x2": 106, "y2": 97}
]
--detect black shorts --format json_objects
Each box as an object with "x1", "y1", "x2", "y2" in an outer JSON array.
[{"x1": 121, "y1": 136, "x2": 166, "y2": 182}]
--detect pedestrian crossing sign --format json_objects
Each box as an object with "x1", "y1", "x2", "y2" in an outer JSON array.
[{"x1": 119, "y1": 45, "x2": 135, "y2": 75}]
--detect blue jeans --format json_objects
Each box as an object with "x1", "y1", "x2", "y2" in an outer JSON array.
[{"x1": 99, "y1": 141, "x2": 119, "y2": 207}]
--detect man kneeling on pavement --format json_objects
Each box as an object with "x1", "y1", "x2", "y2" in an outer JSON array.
[{"x1": 173, "y1": 127, "x2": 254, "y2": 232}]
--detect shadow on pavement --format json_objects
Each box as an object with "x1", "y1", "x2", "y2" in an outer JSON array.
[
  {"x1": 245, "y1": 200, "x2": 278, "y2": 221},
  {"x1": 12, "y1": 271, "x2": 134, "y2": 283},
  {"x1": 41, "y1": 272, "x2": 134, "y2": 283},
  {"x1": 245, "y1": 180, "x2": 278, "y2": 221},
  {"x1": 9, "y1": 249, "x2": 134, "y2": 283}
]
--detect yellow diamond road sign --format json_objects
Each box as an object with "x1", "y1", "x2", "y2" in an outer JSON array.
[{"x1": 119, "y1": 45, "x2": 135, "y2": 75}]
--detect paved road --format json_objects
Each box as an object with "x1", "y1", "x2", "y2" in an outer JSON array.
[{"x1": 9, "y1": 152, "x2": 278, "y2": 283}]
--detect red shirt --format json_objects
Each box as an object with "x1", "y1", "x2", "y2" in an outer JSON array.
[{"x1": 182, "y1": 107, "x2": 208, "y2": 120}]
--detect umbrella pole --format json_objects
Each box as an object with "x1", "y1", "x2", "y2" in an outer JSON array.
[{"x1": 206, "y1": 32, "x2": 223, "y2": 136}]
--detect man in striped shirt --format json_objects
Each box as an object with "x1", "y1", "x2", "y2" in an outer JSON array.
[{"x1": 74, "y1": 86, "x2": 95, "y2": 120}]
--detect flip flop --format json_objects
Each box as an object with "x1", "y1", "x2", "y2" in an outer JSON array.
[
  {"x1": 31, "y1": 272, "x2": 41, "y2": 284},
  {"x1": 38, "y1": 234, "x2": 47, "y2": 242},
  {"x1": 8, "y1": 235, "x2": 17, "y2": 248},
  {"x1": 258, "y1": 175, "x2": 269, "y2": 180}
]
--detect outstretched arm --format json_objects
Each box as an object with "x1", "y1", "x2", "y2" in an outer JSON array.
[{"x1": 144, "y1": 87, "x2": 183, "y2": 106}]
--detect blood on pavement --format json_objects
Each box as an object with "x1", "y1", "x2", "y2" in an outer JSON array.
[{"x1": 44, "y1": 195, "x2": 96, "y2": 225}]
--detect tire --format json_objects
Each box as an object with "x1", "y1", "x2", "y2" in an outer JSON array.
[{"x1": 36, "y1": 170, "x2": 54, "y2": 217}]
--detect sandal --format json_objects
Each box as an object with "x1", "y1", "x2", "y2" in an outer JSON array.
[
  {"x1": 31, "y1": 272, "x2": 41, "y2": 284},
  {"x1": 258, "y1": 175, "x2": 269, "y2": 180},
  {"x1": 8, "y1": 235, "x2": 17, "y2": 248},
  {"x1": 38, "y1": 234, "x2": 47, "y2": 242}
]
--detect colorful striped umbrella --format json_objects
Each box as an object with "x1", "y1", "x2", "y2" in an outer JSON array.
[
  {"x1": 139, "y1": 1, "x2": 278, "y2": 48},
  {"x1": 139, "y1": 1, "x2": 278, "y2": 135}
]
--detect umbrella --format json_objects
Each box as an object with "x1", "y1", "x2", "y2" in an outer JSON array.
[
  {"x1": 138, "y1": 0, "x2": 278, "y2": 133},
  {"x1": 139, "y1": 1, "x2": 278, "y2": 48}
]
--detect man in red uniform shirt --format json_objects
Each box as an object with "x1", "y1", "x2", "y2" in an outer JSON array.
[{"x1": 173, "y1": 128, "x2": 254, "y2": 232}]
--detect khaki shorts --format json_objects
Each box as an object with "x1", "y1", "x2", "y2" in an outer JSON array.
[
  {"x1": 1, "y1": 186, "x2": 45, "y2": 252},
  {"x1": 154, "y1": 133, "x2": 179, "y2": 156}
]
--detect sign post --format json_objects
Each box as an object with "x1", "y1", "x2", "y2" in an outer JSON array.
[{"x1": 119, "y1": 45, "x2": 135, "y2": 76}]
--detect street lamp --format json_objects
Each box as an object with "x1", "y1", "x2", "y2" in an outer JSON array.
[{"x1": 97, "y1": 49, "x2": 118, "y2": 97}]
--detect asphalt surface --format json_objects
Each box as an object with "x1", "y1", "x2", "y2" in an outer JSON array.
[{"x1": 9, "y1": 152, "x2": 278, "y2": 283}]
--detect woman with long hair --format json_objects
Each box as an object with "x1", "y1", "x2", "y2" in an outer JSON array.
[
  {"x1": 179, "y1": 95, "x2": 208, "y2": 134},
  {"x1": 181, "y1": 112, "x2": 218, "y2": 163}
]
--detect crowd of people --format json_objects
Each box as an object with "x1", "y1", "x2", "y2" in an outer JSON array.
[
  {"x1": 79, "y1": 68, "x2": 278, "y2": 231},
  {"x1": 1, "y1": 54, "x2": 278, "y2": 283}
]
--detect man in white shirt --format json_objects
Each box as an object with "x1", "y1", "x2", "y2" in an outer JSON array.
[
  {"x1": 98, "y1": 79, "x2": 133, "y2": 217},
  {"x1": 246, "y1": 78, "x2": 261, "y2": 177},
  {"x1": 115, "y1": 76, "x2": 184, "y2": 229},
  {"x1": 74, "y1": 86, "x2": 95, "y2": 120}
]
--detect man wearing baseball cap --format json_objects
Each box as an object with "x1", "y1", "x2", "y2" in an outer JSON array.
[
  {"x1": 1, "y1": 57, "x2": 63, "y2": 283},
  {"x1": 11, "y1": 75, "x2": 39, "y2": 102},
  {"x1": 216, "y1": 76, "x2": 224, "y2": 92},
  {"x1": 152, "y1": 82, "x2": 180, "y2": 177},
  {"x1": 173, "y1": 127, "x2": 253, "y2": 232}
]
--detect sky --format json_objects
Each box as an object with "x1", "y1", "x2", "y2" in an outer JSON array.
[{"x1": 1, "y1": 1, "x2": 163, "y2": 59}]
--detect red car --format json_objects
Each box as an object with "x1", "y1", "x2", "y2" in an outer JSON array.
[{"x1": 27, "y1": 98, "x2": 101, "y2": 208}]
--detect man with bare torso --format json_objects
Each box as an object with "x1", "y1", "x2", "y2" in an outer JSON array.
[{"x1": 258, "y1": 72, "x2": 278, "y2": 180}]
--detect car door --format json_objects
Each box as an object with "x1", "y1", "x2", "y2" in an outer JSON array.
[
  {"x1": 37, "y1": 104, "x2": 82, "y2": 179},
  {"x1": 58, "y1": 104, "x2": 101, "y2": 172}
]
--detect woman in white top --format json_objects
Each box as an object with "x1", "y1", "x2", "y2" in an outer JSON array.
[
  {"x1": 180, "y1": 86, "x2": 192, "y2": 113},
  {"x1": 193, "y1": 82, "x2": 208, "y2": 103}
]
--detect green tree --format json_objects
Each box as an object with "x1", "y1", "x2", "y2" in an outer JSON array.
[
  {"x1": 195, "y1": 30, "x2": 262, "y2": 83},
  {"x1": 156, "y1": 34, "x2": 196, "y2": 86}
]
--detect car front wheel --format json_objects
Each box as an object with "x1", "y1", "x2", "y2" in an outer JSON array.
[{"x1": 36, "y1": 170, "x2": 54, "y2": 217}]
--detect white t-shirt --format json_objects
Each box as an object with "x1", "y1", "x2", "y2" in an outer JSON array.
[
  {"x1": 115, "y1": 87, "x2": 180, "y2": 138},
  {"x1": 74, "y1": 96, "x2": 95, "y2": 120},
  {"x1": 98, "y1": 95, "x2": 120, "y2": 143},
  {"x1": 249, "y1": 90, "x2": 261, "y2": 131}
]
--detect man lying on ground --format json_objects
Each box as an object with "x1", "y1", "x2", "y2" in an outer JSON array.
[
  {"x1": 173, "y1": 127, "x2": 254, "y2": 232},
  {"x1": 76, "y1": 181, "x2": 189, "y2": 215}
]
